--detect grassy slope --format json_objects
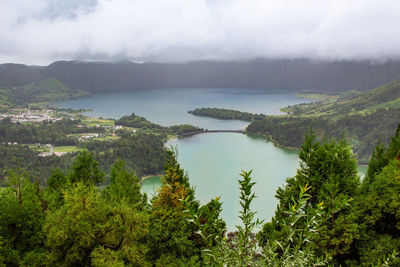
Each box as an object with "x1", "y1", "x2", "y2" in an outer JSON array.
[
  {"x1": 25, "y1": 77, "x2": 89, "y2": 102},
  {"x1": 247, "y1": 79, "x2": 400, "y2": 163},
  {"x1": 286, "y1": 80, "x2": 400, "y2": 117},
  {"x1": 0, "y1": 77, "x2": 89, "y2": 111}
]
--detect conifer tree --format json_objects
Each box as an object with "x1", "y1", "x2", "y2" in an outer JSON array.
[
  {"x1": 365, "y1": 141, "x2": 388, "y2": 185},
  {"x1": 353, "y1": 124, "x2": 400, "y2": 265},
  {"x1": 103, "y1": 159, "x2": 144, "y2": 206},
  {"x1": 260, "y1": 130, "x2": 360, "y2": 264},
  {"x1": 147, "y1": 148, "x2": 201, "y2": 264},
  {"x1": 0, "y1": 167, "x2": 45, "y2": 266},
  {"x1": 69, "y1": 150, "x2": 104, "y2": 185}
]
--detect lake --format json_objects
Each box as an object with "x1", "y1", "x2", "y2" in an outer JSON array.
[
  {"x1": 58, "y1": 88, "x2": 365, "y2": 230},
  {"x1": 58, "y1": 88, "x2": 310, "y2": 130},
  {"x1": 142, "y1": 133, "x2": 367, "y2": 230}
]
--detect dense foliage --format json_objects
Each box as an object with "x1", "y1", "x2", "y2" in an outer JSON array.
[
  {"x1": 0, "y1": 124, "x2": 399, "y2": 266},
  {"x1": 0, "y1": 144, "x2": 75, "y2": 185},
  {"x1": 0, "y1": 118, "x2": 103, "y2": 146},
  {"x1": 83, "y1": 133, "x2": 168, "y2": 177},
  {"x1": 0, "y1": 110, "x2": 206, "y2": 184},
  {"x1": 0, "y1": 149, "x2": 227, "y2": 266},
  {"x1": 116, "y1": 113, "x2": 163, "y2": 130},
  {"x1": 116, "y1": 112, "x2": 202, "y2": 135},
  {"x1": 247, "y1": 80, "x2": 400, "y2": 163},
  {"x1": 0, "y1": 130, "x2": 168, "y2": 183},
  {"x1": 258, "y1": 131, "x2": 360, "y2": 265},
  {"x1": 258, "y1": 125, "x2": 400, "y2": 266},
  {"x1": 188, "y1": 107, "x2": 265, "y2": 122}
]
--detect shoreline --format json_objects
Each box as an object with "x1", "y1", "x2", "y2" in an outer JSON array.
[
  {"x1": 267, "y1": 136, "x2": 300, "y2": 151},
  {"x1": 167, "y1": 135, "x2": 178, "y2": 141},
  {"x1": 53, "y1": 95, "x2": 372, "y2": 166},
  {"x1": 249, "y1": 132, "x2": 370, "y2": 165},
  {"x1": 248, "y1": 132, "x2": 300, "y2": 151},
  {"x1": 140, "y1": 174, "x2": 164, "y2": 183}
]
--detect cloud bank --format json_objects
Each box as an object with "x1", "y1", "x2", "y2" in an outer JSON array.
[{"x1": 1, "y1": 0, "x2": 400, "y2": 64}]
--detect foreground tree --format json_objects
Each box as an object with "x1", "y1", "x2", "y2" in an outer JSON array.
[
  {"x1": 45, "y1": 182, "x2": 149, "y2": 266},
  {"x1": 352, "y1": 124, "x2": 400, "y2": 265},
  {"x1": 102, "y1": 159, "x2": 145, "y2": 206},
  {"x1": 147, "y1": 149, "x2": 201, "y2": 265},
  {"x1": 68, "y1": 150, "x2": 104, "y2": 185},
  {"x1": 355, "y1": 160, "x2": 400, "y2": 265},
  {"x1": 2, "y1": 125, "x2": 400, "y2": 266},
  {"x1": 42, "y1": 152, "x2": 149, "y2": 266},
  {"x1": 0, "y1": 166, "x2": 46, "y2": 266},
  {"x1": 193, "y1": 171, "x2": 327, "y2": 266},
  {"x1": 259, "y1": 131, "x2": 360, "y2": 264},
  {"x1": 147, "y1": 148, "x2": 226, "y2": 265}
]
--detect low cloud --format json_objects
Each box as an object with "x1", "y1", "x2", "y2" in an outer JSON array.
[{"x1": 1, "y1": 0, "x2": 400, "y2": 65}]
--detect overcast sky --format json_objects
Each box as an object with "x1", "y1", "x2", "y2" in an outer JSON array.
[{"x1": 1, "y1": 0, "x2": 400, "y2": 65}]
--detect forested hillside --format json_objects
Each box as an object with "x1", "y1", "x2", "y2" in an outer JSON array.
[
  {"x1": 284, "y1": 79, "x2": 400, "y2": 116},
  {"x1": 2, "y1": 59, "x2": 400, "y2": 93},
  {"x1": 0, "y1": 77, "x2": 88, "y2": 111},
  {"x1": 247, "y1": 79, "x2": 400, "y2": 163},
  {"x1": 0, "y1": 116, "x2": 168, "y2": 183}
]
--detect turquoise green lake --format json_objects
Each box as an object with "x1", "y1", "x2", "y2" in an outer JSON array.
[
  {"x1": 58, "y1": 88, "x2": 366, "y2": 230},
  {"x1": 168, "y1": 133, "x2": 299, "y2": 229},
  {"x1": 142, "y1": 133, "x2": 367, "y2": 230}
]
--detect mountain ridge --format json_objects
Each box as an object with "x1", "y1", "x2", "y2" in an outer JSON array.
[{"x1": 1, "y1": 59, "x2": 400, "y2": 93}]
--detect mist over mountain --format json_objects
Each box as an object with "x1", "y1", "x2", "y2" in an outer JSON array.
[
  {"x1": 3, "y1": 1, "x2": 400, "y2": 65},
  {"x1": 1, "y1": 59, "x2": 400, "y2": 93}
]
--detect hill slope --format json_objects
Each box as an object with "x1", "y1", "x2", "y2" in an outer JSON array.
[
  {"x1": 285, "y1": 79, "x2": 400, "y2": 116},
  {"x1": 247, "y1": 79, "x2": 400, "y2": 163},
  {"x1": 0, "y1": 77, "x2": 88, "y2": 111},
  {"x1": 1, "y1": 59, "x2": 400, "y2": 93}
]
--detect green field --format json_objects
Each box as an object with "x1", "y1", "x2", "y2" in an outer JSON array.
[
  {"x1": 93, "y1": 135, "x2": 120, "y2": 141},
  {"x1": 82, "y1": 117, "x2": 114, "y2": 127},
  {"x1": 296, "y1": 93, "x2": 339, "y2": 101},
  {"x1": 28, "y1": 145, "x2": 48, "y2": 153},
  {"x1": 53, "y1": 146, "x2": 80, "y2": 153}
]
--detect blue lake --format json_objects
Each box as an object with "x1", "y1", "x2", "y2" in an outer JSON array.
[{"x1": 58, "y1": 88, "x2": 310, "y2": 130}]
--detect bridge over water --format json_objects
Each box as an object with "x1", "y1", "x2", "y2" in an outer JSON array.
[{"x1": 178, "y1": 129, "x2": 245, "y2": 137}]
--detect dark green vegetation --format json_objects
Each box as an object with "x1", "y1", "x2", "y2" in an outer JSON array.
[
  {"x1": 116, "y1": 113, "x2": 164, "y2": 130},
  {"x1": 82, "y1": 133, "x2": 167, "y2": 177},
  {"x1": 0, "y1": 118, "x2": 104, "y2": 146},
  {"x1": 0, "y1": 77, "x2": 88, "y2": 111},
  {"x1": 0, "y1": 132, "x2": 166, "y2": 184},
  {"x1": 1, "y1": 59, "x2": 400, "y2": 265},
  {"x1": 0, "y1": 111, "x2": 205, "y2": 183},
  {"x1": 247, "y1": 79, "x2": 400, "y2": 163},
  {"x1": 116, "y1": 113, "x2": 202, "y2": 135},
  {"x1": 0, "y1": 145, "x2": 76, "y2": 185},
  {"x1": 0, "y1": 123, "x2": 399, "y2": 265},
  {"x1": 2, "y1": 60, "x2": 400, "y2": 93},
  {"x1": 188, "y1": 107, "x2": 265, "y2": 121},
  {"x1": 0, "y1": 149, "x2": 225, "y2": 266},
  {"x1": 0, "y1": 117, "x2": 167, "y2": 183},
  {"x1": 256, "y1": 126, "x2": 400, "y2": 266}
]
